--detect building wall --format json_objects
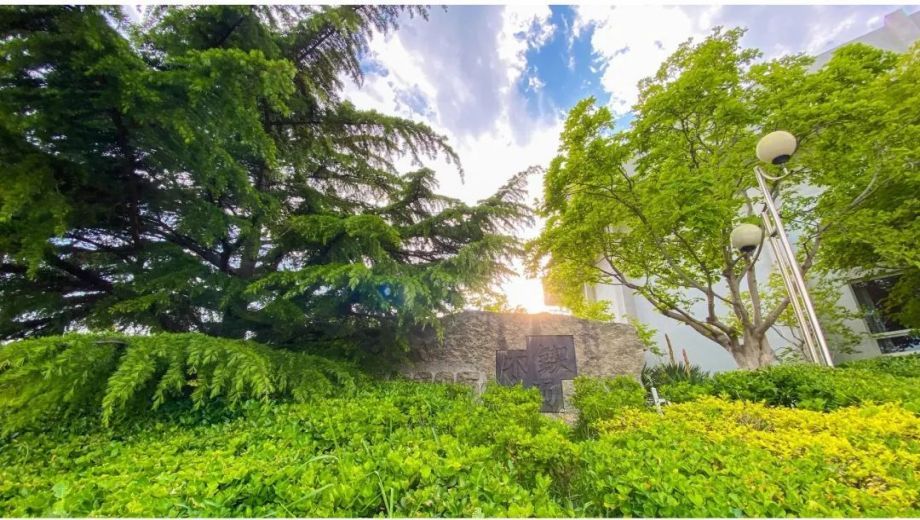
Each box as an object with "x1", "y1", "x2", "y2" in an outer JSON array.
[
  {"x1": 810, "y1": 9, "x2": 920, "y2": 70},
  {"x1": 829, "y1": 281, "x2": 881, "y2": 362}
]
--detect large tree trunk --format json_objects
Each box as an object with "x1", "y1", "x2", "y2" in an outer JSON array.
[{"x1": 731, "y1": 331, "x2": 775, "y2": 369}]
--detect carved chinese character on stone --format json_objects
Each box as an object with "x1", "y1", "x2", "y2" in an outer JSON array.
[
  {"x1": 496, "y1": 349, "x2": 529, "y2": 386},
  {"x1": 494, "y1": 335, "x2": 577, "y2": 412},
  {"x1": 536, "y1": 380, "x2": 564, "y2": 412},
  {"x1": 528, "y1": 335, "x2": 577, "y2": 382}
]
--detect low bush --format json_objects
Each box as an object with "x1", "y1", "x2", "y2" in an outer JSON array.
[
  {"x1": 571, "y1": 375, "x2": 646, "y2": 438},
  {"x1": 656, "y1": 361, "x2": 920, "y2": 412},
  {"x1": 653, "y1": 379, "x2": 713, "y2": 403},
  {"x1": 577, "y1": 398, "x2": 920, "y2": 517},
  {"x1": 0, "y1": 333, "x2": 362, "y2": 434},
  {"x1": 840, "y1": 352, "x2": 920, "y2": 378},
  {"x1": 3, "y1": 334, "x2": 920, "y2": 517},
  {"x1": 0, "y1": 382, "x2": 575, "y2": 517}
]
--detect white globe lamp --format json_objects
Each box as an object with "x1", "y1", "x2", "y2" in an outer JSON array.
[
  {"x1": 730, "y1": 223, "x2": 763, "y2": 254},
  {"x1": 756, "y1": 131, "x2": 797, "y2": 165}
]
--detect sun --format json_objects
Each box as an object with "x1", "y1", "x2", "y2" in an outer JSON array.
[{"x1": 499, "y1": 276, "x2": 558, "y2": 314}]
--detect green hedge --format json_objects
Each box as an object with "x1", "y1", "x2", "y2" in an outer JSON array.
[
  {"x1": 840, "y1": 353, "x2": 920, "y2": 378},
  {"x1": 570, "y1": 375, "x2": 646, "y2": 438},
  {"x1": 656, "y1": 355, "x2": 920, "y2": 412},
  {"x1": 1, "y1": 382, "x2": 574, "y2": 517}
]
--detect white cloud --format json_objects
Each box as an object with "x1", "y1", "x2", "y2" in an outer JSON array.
[
  {"x1": 339, "y1": 5, "x2": 912, "y2": 313},
  {"x1": 574, "y1": 5, "x2": 720, "y2": 115},
  {"x1": 344, "y1": 6, "x2": 560, "y2": 197},
  {"x1": 497, "y1": 6, "x2": 556, "y2": 91},
  {"x1": 866, "y1": 14, "x2": 883, "y2": 30},
  {"x1": 694, "y1": 6, "x2": 911, "y2": 61},
  {"x1": 527, "y1": 73, "x2": 546, "y2": 93},
  {"x1": 575, "y1": 5, "x2": 910, "y2": 116},
  {"x1": 804, "y1": 14, "x2": 858, "y2": 55}
]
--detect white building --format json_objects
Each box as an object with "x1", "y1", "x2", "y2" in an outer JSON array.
[{"x1": 585, "y1": 9, "x2": 920, "y2": 372}]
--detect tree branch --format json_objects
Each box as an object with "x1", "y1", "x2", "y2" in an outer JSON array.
[
  {"x1": 598, "y1": 253, "x2": 732, "y2": 348},
  {"x1": 145, "y1": 216, "x2": 224, "y2": 271},
  {"x1": 44, "y1": 253, "x2": 113, "y2": 292}
]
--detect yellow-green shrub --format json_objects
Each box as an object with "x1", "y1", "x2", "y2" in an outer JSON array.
[
  {"x1": 3, "y1": 337, "x2": 920, "y2": 518},
  {"x1": 2, "y1": 382, "x2": 919, "y2": 517},
  {"x1": 580, "y1": 397, "x2": 920, "y2": 517},
  {"x1": 0, "y1": 382, "x2": 573, "y2": 517},
  {"x1": 571, "y1": 375, "x2": 646, "y2": 438}
]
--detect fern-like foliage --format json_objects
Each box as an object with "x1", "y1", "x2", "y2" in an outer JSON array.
[
  {"x1": 0, "y1": 333, "x2": 362, "y2": 434},
  {"x1": 641, "y1": 362, "x2": 711, "y2": 389}
]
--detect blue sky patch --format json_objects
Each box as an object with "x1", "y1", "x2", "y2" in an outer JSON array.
[
  {"x1": 359, "y1": 55, "x2": 389, "y2": 78},
  {"x1": 518, "y1": 6, "x2": 609, "y2": 122},
  {"x1": 393, "y1": 84, "x2": 434, "y2": 119}
]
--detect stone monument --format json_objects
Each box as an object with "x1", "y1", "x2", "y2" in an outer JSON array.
[{"x1": 403, "y1": 311, "x2": 646, "y2": 412}]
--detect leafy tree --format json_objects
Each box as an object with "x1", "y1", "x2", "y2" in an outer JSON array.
[
  {"x1": 790, "y1": 42, "x2": 920, "y2": 330},
  {"x1": 0, "y1": 6, "x2": 531, "y2": 356},
  {"x1": 529, "y1": 28, "x2": 909, "y2": 368}
]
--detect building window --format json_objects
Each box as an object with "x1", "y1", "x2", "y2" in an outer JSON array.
[{"x1": 850, "y1": 275, "x2": 920, "y2": 354}]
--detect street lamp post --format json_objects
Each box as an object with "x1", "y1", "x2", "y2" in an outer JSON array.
[{"x1": 731, "y1": 131, "x2": 834, "y2": 367}]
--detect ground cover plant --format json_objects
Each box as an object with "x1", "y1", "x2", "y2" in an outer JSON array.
[
  {"x1": 581, "y1": 398, "x2": 920, "y2": 517},
  {"x1": 2, "y1": 335, "x2": 920, "y2": 517}
]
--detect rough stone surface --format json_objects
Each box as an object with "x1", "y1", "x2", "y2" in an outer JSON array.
[
  {"x1": 433, "y1": 371, "x2": 454, "y2": 383},
  {"x1": 410, "y1": 371, "x2": 433, "y2": 382},
  {"x1": 402, "y1": 311, "x2": 646, "y2": 411}
]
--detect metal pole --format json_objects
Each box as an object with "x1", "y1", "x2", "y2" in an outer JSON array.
[
  {"x1": 754, "y1": 166, "x2": 834, "y2": 367},
  {"x1": 762, "y1": 213, "x2": 819, "y2": 363}
]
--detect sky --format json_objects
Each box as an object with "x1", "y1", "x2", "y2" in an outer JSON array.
[{"x1": 337, "y1": 4, "x2": 919, "y2": 313}]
